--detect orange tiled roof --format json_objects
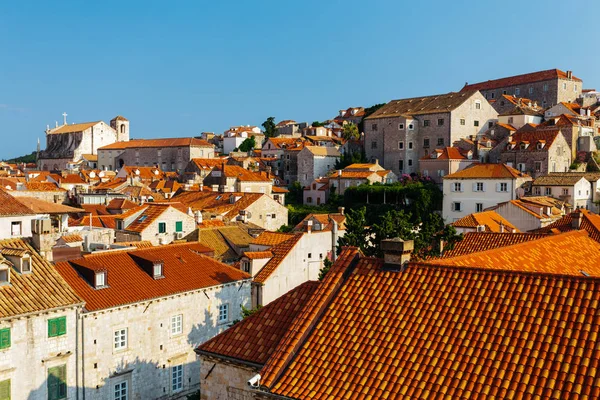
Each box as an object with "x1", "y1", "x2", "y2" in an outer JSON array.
[
  {"x1": 254, "y1": 234, "x2": 303, "y2": 284},
  {"x1": 365, "y1": 91, "x2": 476, "y2": 120},
  {"x1": 24, "y1": 182, "x2": 64, "y2": 191},
  {"x1": 49, "y1": 121, "x2": 101, "y2": 134},
  {"x1": 55, "y1": 242, "x2": 249, "y2": 311},
  {"x1": 219, "y1": 165, "x2": 272, "y2": 182},
  {"x1": 191, "y1": 158, "x2": 227, "y2": 171},
  {"x1": 117, "y1": 203, "x2": 187, "y2": 233},
  {"x1": 452, "y1": 211, "x2": 519, "y2": 232},
  {"x1": 79, "y1": 205, "x2": 111, "y2": 216},
  {"x1": 292, "y1": 213, "x2": 346, "y2": 232},
  {"x1": 197, "y1": 281, "x2": 319, "y2": 366},
  {"x1": 251, "y1": 232, "x2": 296, "y2": 247},
  {"x1": 60, "y1": 234, "x2": 83, "y2": 243},
  {"x1": 243, "y1": 251, "x2": 273, "y2": 260},
  {"x1": 0, "y1": 238, "x2": 83, "y2": 318},
  {"x1": 535, "y1": 209, "x2": 600, "y2": 243},
  {"x1": 507, "y1": 129, "x2": 561, "y2": 152},
  {"x1": 60, "y1": 174, "x2": 87, "y2": 184},
  {"x1": 440, "y1": 232, "x2": 548, "y2": 258},
  {"x1": 462, "y1": 69, "x2": 582, "y2": 92},
  {"x1": 71, "y1": 215, "x2": 117, "y2": 229},
  {"x1": 0, "y1": 189, "x2": 36, "y2": 216},
  {"x1": 444, "y1": 163, "x2": 529, "y2": 179},
  {"x1": 14, "y1": 197, "x2": 82, "y2": 214},
  {"x1": 254, "y1": 245, "x2": 600, "y2": 398},
  {"x1": 106, "y1": 198, "x2": 138, "y2": 211},
  {"x1": 120, "y1": 166, "x2": 165, "y2": 180},
  {"x1": 112, "y1": 241, "x2": 154, "y2": 249},
  {"x1": 100, "y1": 138, "x2": 213, "y2": 150}
]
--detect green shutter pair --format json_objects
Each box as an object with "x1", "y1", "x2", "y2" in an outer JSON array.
[
  {"x1": 159, "y1": 222, "x2": 166, "y2": 233},
  {"x1": 47, "y1": 365, "x2": 67, "y2": 400},
  {"x1": 175, "y1": 221, "x2": 183, "y2": 232},
  {"x1": 48, "y1": 317, "x2": 67, "y2": 337},
  {"x1": 0, "y1": 379, "x2": 9, "y2": 400},
  {"x1": 0, "y1": 329, "x2": 10, "y2": 349}
]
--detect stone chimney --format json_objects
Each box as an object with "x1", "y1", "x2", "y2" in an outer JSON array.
[
  {"x1": 572, "y1": 211, "x2": 582, "y2": 229},
  {"x1": 338, "y1": 207, "x2": 345, "y2": 215},
  {"x1": 306, "y1": 220, "x2": 313, "y2": 234},
  {"x1": 567, "y1": 70, "x2": 573, "y2": 80},
  {"x1": 195, "y1": 210, "x2": 203, "y2": 225},
  {"x1": 381, "y1": 238, "x2": 414, "y2": 270}
]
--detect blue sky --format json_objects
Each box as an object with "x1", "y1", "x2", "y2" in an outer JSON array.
[{"x1": 0, "y1": 0, "x2": 598, "y2": 159}]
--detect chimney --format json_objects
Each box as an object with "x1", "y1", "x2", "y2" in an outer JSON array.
[
  {"x1": 338, "y1": 207, "x2": 345, "y2": 215},
  {"x1": 567, "y1": 70, "x2": 573, "y2": 80},
  {"x1": 337, "y1": 170, "x2": 342, "y2": 177},
  {"x1": 306, "y1": 220, "x2": 313, "y2": 234},
  {"x1": 330, "y1": 217, "x2": 338, "y2": 262},
  {"x1": 572, "y1": 211, "x2": 582, "y2": 229},
  {"x1": 381, "y1": 238, "x2": 414, "y2": 270},
  {"x1": 195, "y1": 210, "x2": 203, "y2": 225}
]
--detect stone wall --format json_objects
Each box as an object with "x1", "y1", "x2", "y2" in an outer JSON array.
[
  {"x1": 478, "y1": 77, "x2": 582, "y2": 108},
  {"x1": 99, "y1": 145, "x2": 214, "y2": 173},
  {"x1": 198, "y1": 358, "x2": 258, "y2": 400},
  {"x1": 137, "y1": 208, "x2": 197, "y2": 246}
]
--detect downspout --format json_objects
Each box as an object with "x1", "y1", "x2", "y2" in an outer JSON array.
[
  {"x1": 81, "y1": 313, "x2": 86, "y2": 400},
  {"x1": 76, "y1": 307, "x2": 79, "y2": 400}
]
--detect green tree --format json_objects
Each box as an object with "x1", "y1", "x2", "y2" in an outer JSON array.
[
  {"x1": 311, "y1": 121, "x2": 325, "y2": 127},
  {"x1": 287, "y1": 181, "x2": 303, "y2": 205},
  {"x1": 334, "y1": 150, "x2": 367, "y2": 170},
  {"x1": 341, "y1": 123, "x2": 360, "y2": 141},
  {"x1": 262, "y1": 117, "x2": 277, "y2": 138},
  {"x1": 238, "y1": 135, "x2": 256, "y2": 152},
  {"x1": 318, "y1": 257, "x2": 333, "y2": 281},
  {"x1": 336, "y1": 207, "x2": 371, "y2": 254}
]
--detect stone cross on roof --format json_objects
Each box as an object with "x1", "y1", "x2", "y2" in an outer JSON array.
[{"x1": 62, "y1": 112, "x2": 68, "y2": 125}]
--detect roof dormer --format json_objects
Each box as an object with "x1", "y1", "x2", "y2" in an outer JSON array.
[
  {"x1": 0, "y1": 247, "x2": 32, "y2": 274},
  {"x1": 152, "y1": 260, "x2": 164, "y2": 279},
  {"x1": 537, "y1": 141, "x2": 546, "y2": 150},
  {"x1": 0, "y1": 261, "x2": 9, "y2": 286},
  {"x1": 94, "y1": 270, "x2": 107, "y2": 289},
  {"x1": 520, "y1": 141, "x2": 530, "y2": 150}
]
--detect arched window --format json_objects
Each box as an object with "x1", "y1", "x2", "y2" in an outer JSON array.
[{"x1": 120, "y1": 124, "x2": 126, "y2": 134}]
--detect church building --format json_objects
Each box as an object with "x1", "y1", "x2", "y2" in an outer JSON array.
[{"x1": 38, "y1": 114, "x2": 129, "y2": 171}]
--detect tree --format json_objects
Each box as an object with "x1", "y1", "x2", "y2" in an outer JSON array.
[
  {"x1": 341, "y1": 123, "x2": 360, "y2": 141},
  {"x1": 238, "y1": 135, "x2": 256, "y2": 152},
  {"x1": 262, "y1": 117, "x2": 277, "y2": 138},
  {"x1": 311, "y1": 121, "x2": 325, "y2": 127},
  {"x1": 334, "y1": 150, "x2": 367, "y2": 170},
  {"x1": 287, "y1": 181, "x2": 303, "y2": 205},
  {"x1": 318, "y1": 257, "x2": 333, "y2": 281}
]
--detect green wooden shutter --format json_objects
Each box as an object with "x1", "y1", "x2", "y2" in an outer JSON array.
[
  {"x1": 48, "y1": 365, "x2": 66, "y2": 400},
  {"x1": 159, "y1": 222, "x2": 166, "y2": 233},
  {"x1": 0, "y1": 329, "x2": 10, "y2": 349},
  {"x1": 0, "y1": 379, "x2": 10, "y2": 400},
  {"x1": 48, "y1": 317, "x2": 66, "y2": 337},
  {"x1": 58, "y1": 317, "x2": 66, "y2": 336},
  {"x1": 175, "y1": 221, "x2": 183, "y2": 232},
  {"x1": 48, "y1": 319, "x2": 57, "y2": 337}
]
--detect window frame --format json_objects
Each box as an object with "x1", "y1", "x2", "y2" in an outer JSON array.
[
  {"x1": 114, "y1": 328, "x2": 128, "y2": 351},
  {"x1": 218, "y1": 304, "x2": 229, "y2": 323},
  {"x1": 175, "y1": 221, "x2": 183, "y2": 233},
  {"x1": 113, "y1": 380, "x2": 128, "y2": 400},
  {"x1": 0, "y1": 379, "x2": 9, "y2": 400},
  {"x1": 172, "y1": 365, "x2": 184, "y2": 393},
  {"x1": 47, "y1": 364, "x2": 67, "y2": 400},
  {"x1": 158, "y1": 222, "x2": 167, "y2": 234},
  {"x1": 48, "y1": 317, "x2": 67, "y2": 338},
  {"x1": 171, "y1": 315, "x2": 183, "y2": 336},
  {"x1": 0, "y1": 328, "x2": 10, "y2": 350}
]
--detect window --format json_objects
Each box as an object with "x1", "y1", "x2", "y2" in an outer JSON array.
[
  {"x1": 10, "y1": 222, "x2": 21, "y2": 237},
  {"x1": 171, "y1": 315, "x2": 183, "y2": 335},
  {"x1": 438, "y1": 118, "x2": 444, "y2": 126},
  {"x1": 515, "y1": 88, "x2": 520, "y2": 96},
  {"x1": 453, "y1": 182, "x2": 462, "y2": 192},
  {"x1": 306, "y1": 197, "x2": 312, "y2": 204},
  {"x1": 535, "y1": 161, "x2": 542, "y2": 172},
  {"x1": 423, "y1": 120, "x2": 430, "y2": 127},
  {"x1": 371, "y1": 124, "x2": 378, "y2": 131},
  {"x1": 437, "y1": 138, "x2": 444, "y2": 146},
  {"x1": 476, "y1": 203, "x2": 483, "y2": 212},
  {"x1": 543, "y1": 83, "x2": 549, "y2": 92},
  {"x1": 562, "y1": 188, "x2": 569, "y2": 196},
  {"x1": 308, "y1": 253, "x2": 312, "y2": 259},
  {"x1": 22, "y1": 258, "x2": 31, "y2": 273},
  {"x1": 153, "y1": 262, "x2": 163, "y2": 278},
  {"x1": 475, "y1": 101, "x2": 481, "y2": 110},
  {"x1": 408, "y1": 142, "x2": 413, "y2": 149},
  {"x1": 499, "y1": 183, "x2": 508, "y2": 192},
  {"x1": 48, "y1": 317, "x2": 66, "y2": 338},
  {"x1": 490, "y1": 92, "x2": 495, "y2": 99},
  {"x1": 423, "y1": 138, "x2": 430, "y2": 147},
  {"x1": 399, "y1": 160, "x2": 404, "y2": 171},
  {"x1": 175, "y1": 221, "x2": 183, "y2": 232},
  {"x1": 398, "y1": 123, "x2": 404, "y2": 130},
  {"x1": 460, "y1": 119, "x2": 465, "y2": 126},
  {"x1": 158, "y1": 222, "x2": 166, "y2": 233},
  {"x1": 574, "y1": 84, "x2": 578, "y2": 92},
  {"x1": 114, "y1": 328, "x2": 127, "y2": 350},
  {"x1": 114, "y1": 381, "x2": 127, "y2": 400},
  {"x1": 508, "y1": 117, "x2": 514, "y2": 124},
  {"x1": 218, "y1": 304, "x2": 229, "y2": 323},
  {"x1": 398, "y1": 141, "x2": 404, "y2": 150},
  {"x1": 408, "y1": 124, "x2": 414, "y2": 130},
  {"x1": 488, "y1": 121, "x2": 494, "y2": 129},
  {"x1": 452, "y1": 202, "x2": 462, "y2": 212},
  {"x1": 371, "y1": 141, "x2": 377, "y2": 149},
  {"x1": 0, "y1": 328, "x2": 10, "y2": 349},
  {"x1": 242, "y1": 260, "x2": 251, "y2": 273},
  {"x1": 47, "y1": 365, "x2": 67, "y2": 400},
  {"x1": 438, "y1": 170, "x2": 445, "y2": 177},
  {"x1": 563, "y1": 83, "x2": 567, "y2": 90},
  {"x1": 545, "y1": 188, "x2": 551, "y2": 196},
  {"x1": 95, "y1": 272, "x2": 106, "y2": 288},
  {"x1": 474, "y1": 120, "x2": 480, "y2": 127},
  {"x1": 475, "y1": 182, "x2": 484, "y2": 192},
  {"x1": 423, "y1": 170, "x2": 429, "y2": 177},
  {"x1": 408, "y1": 159, "x2": 413, "y2": 167},
  {"x1": 172, "y1": 365, "x2": 183, "y2": 393},
  {"x1": 0, "y1": 379, "x2": 9, "y2": 400},
  {"x1": 534, "y1": 187, "x2": 541, "y2": 195}
]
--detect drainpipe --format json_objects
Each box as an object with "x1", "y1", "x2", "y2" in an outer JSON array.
[
  {"x1": 81, "y1": 313, "x2": 86, "y2": 400},
  {"x1": 76, "y1": 307, "x2": 79, "y2": 400}
]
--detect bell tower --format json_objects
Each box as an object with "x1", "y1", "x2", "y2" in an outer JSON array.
[{"x1": 110, "y1": 115, "x2": 130, "y2": 142}]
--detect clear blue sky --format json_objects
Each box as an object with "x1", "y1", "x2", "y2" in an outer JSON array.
[{"x1": 1, "y1": 0, "x2": 598, "y2": 160}]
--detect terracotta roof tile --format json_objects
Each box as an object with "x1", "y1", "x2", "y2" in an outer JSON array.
[
  {"x1": 48, "y1": 121, "x2": 100, "y2": 134},
  {"x1": 197, "y1": 281, "x2": 319, "y2": 366},
  {"x1": 535, "y1": 210, "x2": 600, "y2": 243},
  {"x1": 60, "y1": 234, "x2": 83, "y2": 243},
  {"x1": 366, "y1": 91, "x2": 477, "y2": 120},
  {"x1": 243, "y1": 251, "x2": 273, "y2": 260},
  {"x1": 251, "y1": 232, "x2": 296, "y2": 246},
  {"x1": 100, "y1": 138, "x2": 213, "y2": 150},
  {"x1": 14, "y1": 197, "x2": 82, "y2": 214},
  {"x1": 452, "y1": 211, "x2": 519, "y2": 232},
  {"x1": 439, "y1": 232, "x2": 548, "y2": 258},
  {"x1": 117, "y1": 203, "x2": 187, "y2": 233},
  {"x1": 462, "y1": 69, "x2": 582, "y2": 92},
  {"x1": 0, "y1": 190, "x2": 36, "y2": 216},
  {"x1": 55, "y1": 242, "x2": 249, "y2": 311},
  {"x1": 219, "y1": 165, "x2": 272, "y2": 182},
  {"x1": 24, "y1": 182, "x2": 64, "y2": 191},
  {"x1": 444, "y1": 163, "x2": 529, "y2": 179}
]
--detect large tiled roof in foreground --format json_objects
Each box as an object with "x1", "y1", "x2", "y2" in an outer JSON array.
[
  {"x1": 55, "y1": 242, "x2": 249, "y2": 311},
  {"x1": 253, "y1": 243, "x2": 600, "y2": 398},
  {"x1": 197, "y1": 281, "x2": 319, "y2": 366}
]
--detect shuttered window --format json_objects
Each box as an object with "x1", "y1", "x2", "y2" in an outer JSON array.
[
  {"x1": 0, "y1": 328, "x2": 10, "y2": 349},
  {"x1": 47, "y1": 365, "x2": 67, "y2": 400},
  {"x1": 175, "y1": 221, "x2": 183, "y2": 232},
  {"x1": 48, "y1": 317, "x2": 66, "y2": 337},
  {"x1": 0, "y1": 379, "x2": 10, "y2": 400}
]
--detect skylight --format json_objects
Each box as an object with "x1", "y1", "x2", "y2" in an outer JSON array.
[{"x1": 138, "y1": 215, "x2": 148, "y2": 222}]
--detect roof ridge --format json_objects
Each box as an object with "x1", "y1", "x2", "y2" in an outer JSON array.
[{"x1": 259, "y1": 247, "x2": 361, "y2": 389}]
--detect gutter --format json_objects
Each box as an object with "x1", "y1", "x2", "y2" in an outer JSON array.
[{"x1": 194, "y1": 350, "x2": 264, "y2": 370}]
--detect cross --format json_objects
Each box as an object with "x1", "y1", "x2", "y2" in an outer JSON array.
[{"x1": 62, "y1": 112, "x2": 68, "y2": 125}]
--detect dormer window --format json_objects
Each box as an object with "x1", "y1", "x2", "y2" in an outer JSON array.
[
  {"x1": 21, "y1": 257, "x2": 31, "y2": 274},
  {"x1": 520, "y1": 143, "x2": 529, "y2": 150},
  {"x1": 0, "y1": 263, "x2": 9, "y2": 285},
  {"x1": 95, "y1": 271, "x2": 106, "y2": 288},
  {"x1": 153, "y1": 261, "x2": 164, "y2": 279},
  {"x1": 537, "y1": 142, "x2": 545, "y2": 150}
]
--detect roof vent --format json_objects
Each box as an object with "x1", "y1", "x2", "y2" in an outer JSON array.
[{"x1": 381, "y1": 238, "x2": 413, "y2": 271}]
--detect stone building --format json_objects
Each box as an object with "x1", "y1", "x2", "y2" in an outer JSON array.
[
  {"x1": 364, "y1": 91, "x2": 497, "y2": 176},
  {"x1": 114, "y1": 202, "x2": 196, "y2": 245},
  {"x1": 328, "y1": 161, "x2": 397, "y2": 195},
  {"x1": 203, "y1": 165, "x2": 273, "y2": 195},
  {"x1": 261, "y1": 138, "x2": 305, "y2": 185},
  {"x1": 275, "y1": 120, "x2": 307, "y2": 137},
  {"x1": 297, "y1": 146, "x2": 340, "y2": 187},
  {"x1": 0, "y1": 238, "x2": 83, "y2": 400},
  {"x1": 497, "y1": 129, "x2": 571, "y2": 178},
  {"x1": 461, "y1": 68, "x2": 583, "y2": 108},
  {"x1": 183, "y1": 158, "x2": 229, "y2": 184},
  {"x1": 98, "y1": 138, "x2": 214, "y2": 172},
  {"x1": 419, "y1": 147, "x2": 479, "y2": 186},
  {"x1": 223, "y1": 126, "x2": 264, "y2": 155},
  {"x1": 55, "y1": 242, "x2": 251, "y2": 400},
  {"x1": 39, "y1": 115, "x2": 129, "y2": 171}
]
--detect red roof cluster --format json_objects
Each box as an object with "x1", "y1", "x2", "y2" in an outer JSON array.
[{"x1": 462, "y1": 69, "x2": 582, "y2": 92}]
